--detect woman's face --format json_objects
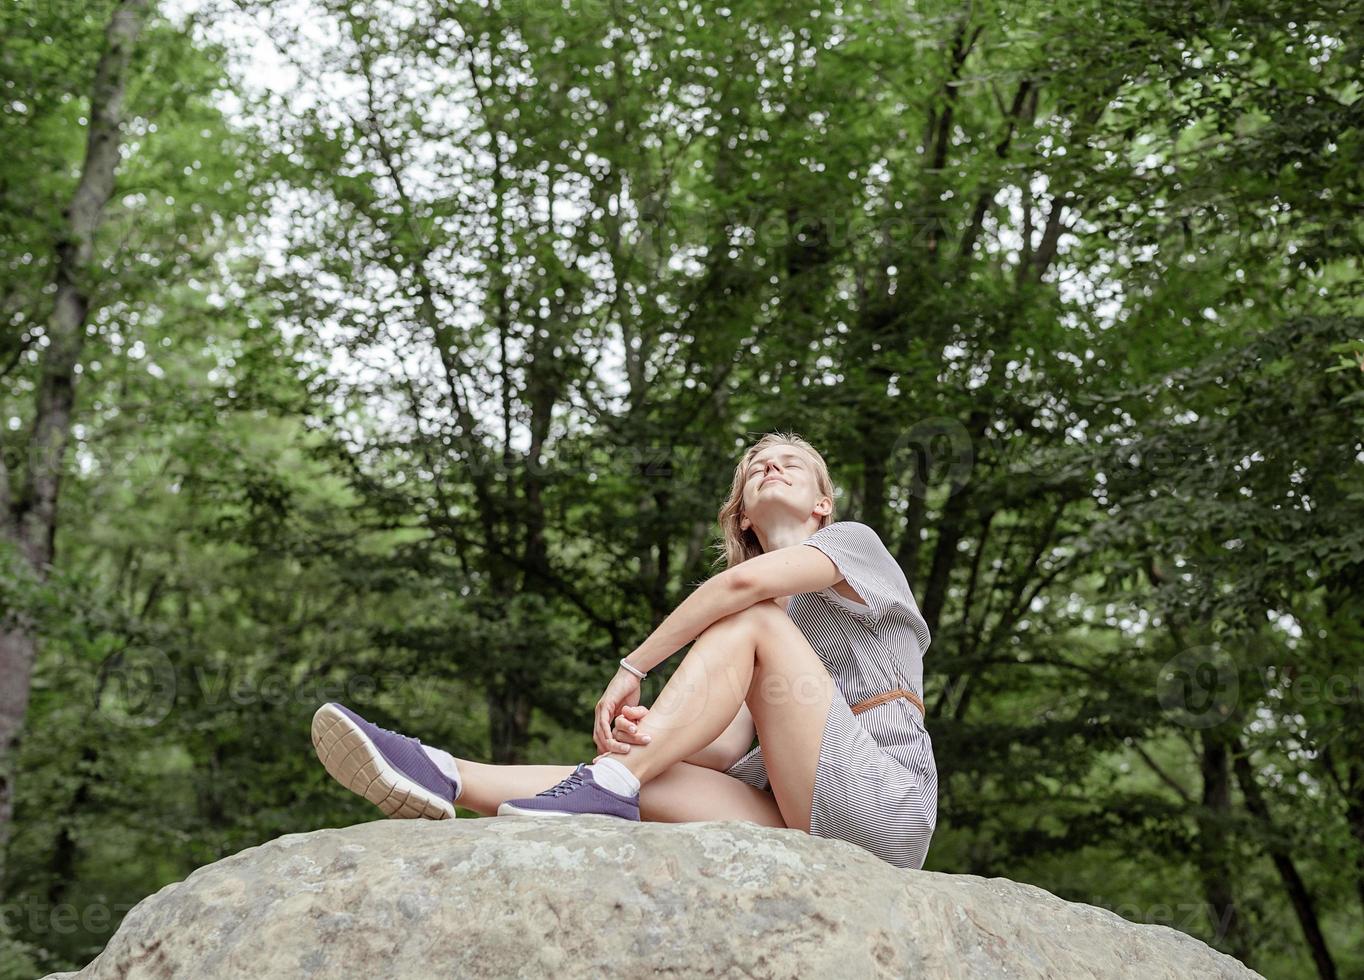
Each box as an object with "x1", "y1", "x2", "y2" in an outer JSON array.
[{"x1": 740, "y1": 444, "x2": 818, "y2": 527}]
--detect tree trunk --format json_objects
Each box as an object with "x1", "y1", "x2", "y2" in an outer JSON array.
[
  {"x1": 1336, "y1": 756, "x2": 1364, "y2": 929},
  {"x1": 46, "y1": 745, "x2": 100, "y2": 908},
  {"x1": 1232, "y1": 738, "x2": 1337, "y2": 980},
  {"x1": 0, "y1": 0, "x2": 152, "y2": 881},
  {"x1": 1197, "y1": 731, "x2": 1253, "y2": 966},
  {"x1": 487, "y1": 685, "x2": 533, "y2": 765}
]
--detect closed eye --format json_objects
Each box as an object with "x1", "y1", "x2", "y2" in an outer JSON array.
[{"x1": 749, "y1": 462, "x2": 799, "y2": 476}]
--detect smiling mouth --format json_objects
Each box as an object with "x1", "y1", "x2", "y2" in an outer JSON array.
[{"x1": 761, "y1": 478, "x2": 787, "y2": 487}]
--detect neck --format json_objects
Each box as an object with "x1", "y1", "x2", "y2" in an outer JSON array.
[{"x1": 752, "y1": 518, "x2": 821, "y2": 554}]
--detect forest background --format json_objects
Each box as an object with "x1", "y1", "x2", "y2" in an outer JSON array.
[{"x1": 1, "y1": 0, "x2": 1361, "y2": 976}]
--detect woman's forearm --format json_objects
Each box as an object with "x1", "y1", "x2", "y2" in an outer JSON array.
[{"x1": 620, "y1": 569, "x2": 754, "y2": 676}]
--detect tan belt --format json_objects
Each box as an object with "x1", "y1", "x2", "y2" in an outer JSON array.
[{"x1": 849, "y1": 687, "x2": 926, "y2": 719}]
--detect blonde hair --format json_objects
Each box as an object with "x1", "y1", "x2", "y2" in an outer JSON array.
[{"x1": 713, "y1": 431, "x2": 837, "y2": 571}]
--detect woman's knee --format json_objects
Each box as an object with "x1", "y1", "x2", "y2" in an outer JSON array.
[{"x1": 706, "y1": 597, "x2": 784, "y2": 637}]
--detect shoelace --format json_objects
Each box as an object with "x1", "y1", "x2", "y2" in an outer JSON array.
[
  {"x1": 537, "y1": 765, "x2": 588, "y2": 798},
  {"x1": 367, "y1": 717, "x2": 425, "y2": 749}
]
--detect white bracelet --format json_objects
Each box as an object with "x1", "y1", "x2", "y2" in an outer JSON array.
[{"x1": 618, "y1": 657, "x2": 647, "y2": 680}]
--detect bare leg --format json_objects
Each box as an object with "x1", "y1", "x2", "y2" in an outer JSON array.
[
  {"x1": 453, "y1": 756, "x2": 785, "y2": 827},
  {"x1": 453, "y1": 760, "x2": 579, "y2": 817},
  {"x1": 635, "y1": 759, "x2": 786, "y2": 827},
  {"x1": 450, "y1": 598, "x2": 823, "y2": 829},
  {"x1": 610, "y1": 598, "x2": 834, "y2": 832}
]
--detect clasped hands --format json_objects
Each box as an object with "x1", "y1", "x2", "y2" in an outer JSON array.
[
  {"x1": 591, "y1": 703, "x2": 653, "y2": 764},
  {"x1": 592, "y1": 666, "x2": 654, "y2": 764}
]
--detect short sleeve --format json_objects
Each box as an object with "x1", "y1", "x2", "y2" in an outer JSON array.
[{"x1": 801, "y1": 521, "x2": 932, "y2": 653}]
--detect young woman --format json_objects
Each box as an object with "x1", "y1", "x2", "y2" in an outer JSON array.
[{"x1": 311, "y1": 431, "x2": 938, "y2": 870}]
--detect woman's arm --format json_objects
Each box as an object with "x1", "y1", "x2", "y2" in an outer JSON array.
[{"x1": 618, "y1": 568, "x2": 756, "y2": 676}]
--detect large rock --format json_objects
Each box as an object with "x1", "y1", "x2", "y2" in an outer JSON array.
[{"x1": 45, "y1": 818, "x2": 1263, "y2": 979}]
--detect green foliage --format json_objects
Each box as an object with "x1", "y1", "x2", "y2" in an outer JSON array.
[{"x1": 2, "y1": 0, "x2": 1360, "y2": 976}]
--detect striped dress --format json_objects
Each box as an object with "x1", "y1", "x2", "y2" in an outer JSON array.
[{"x1": 724, "y1": 520, "x2": 938, "y2": 871}]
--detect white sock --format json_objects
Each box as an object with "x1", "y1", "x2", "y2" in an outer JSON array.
[
  {"x1": 421, "y1": 745, "x2": 464, "y2": 800},
  {"x1": 587, "y1": 756, "x2": 640, "y2": 797}
]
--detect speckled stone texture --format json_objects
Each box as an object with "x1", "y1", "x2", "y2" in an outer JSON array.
[{"x1": 43, "y1": 818, "x2": 1263, "y2": 979}]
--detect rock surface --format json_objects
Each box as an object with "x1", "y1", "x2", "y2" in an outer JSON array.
[{"x1": 44, "y1": 817, "x2": 1263, "y2": 979}]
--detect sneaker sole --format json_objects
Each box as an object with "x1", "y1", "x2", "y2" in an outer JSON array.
[{"x1": 311, "y1": 703, "x2": 456, "y2": 820}]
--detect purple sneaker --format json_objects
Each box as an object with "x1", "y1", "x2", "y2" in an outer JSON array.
[
  {"x1": 497, "y1": 763, "x2": 641, "y2": 820},
  {"x1": 311, "y1": 702, "x2": 458, "y2": 820}
]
